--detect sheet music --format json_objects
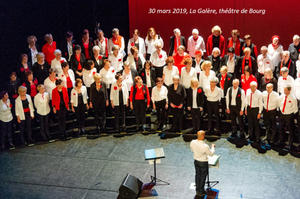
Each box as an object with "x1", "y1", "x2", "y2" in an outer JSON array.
[{"x1": 208, "y1": 154, "x2": 220, "y2": 166}]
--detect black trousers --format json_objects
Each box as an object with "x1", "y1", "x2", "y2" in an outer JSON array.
[
  {"x1": 75, "y1": 104, "x2": 86, "y2": 129},
  {"x1": 229, "y1": 105, "x2": 244, "y2": 134},
  {"x1": 247, "y1": 107, "x2": 260, "y2": 142},
  {"x1": 19, "y1": 113, "x2": 32, "y2": 143},
  {"x1": 194, "y1": 160, "x2": 208, "y2": 194},
  {"x1": 94, "y1": 106, "x2": 106, "y2": 129},
  {"x1": 191, "y1": 108, "x2": 201, "y2": 132},
  {"x1": 1, "y1": 121, "x2": 13, "y2": 148},
  {"x1": 220, "y1": 98, "x2": 226, "y2": 117},
  {"x1": 56, "y1": 107, "x2": 67, "y2": 137},
  {"x1": 114, "y1": 105, "x2": 126, "y2": 130},
  {"x1": 207, "y1": 101, "x2": 220, "y2": 131},
  {"x1": 133, "y1": 100, "x2": 146, "y2": 126},
  {"x1": 155, "y1": 100, "x2": 167, "y2": 127},
  {"x1": 279, "y1": 113, "x2": 294, "y2": 147},
  {"x1": 171, "y1": 107, "x2": 183, "y2": 131},
  {"x1": 263, "y1": 109, "x2": 277, "y2": 143},
  {"x1": 154, "y1": 66, "x2": 163, "y2": 78},
  {"x1": 38, "y1": 114, "x2": 50, "y2": 140}
]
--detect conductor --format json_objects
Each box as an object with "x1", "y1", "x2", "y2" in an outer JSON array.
[{"x1": 190, "y1": 130, "x2": 215, "y2": 198}]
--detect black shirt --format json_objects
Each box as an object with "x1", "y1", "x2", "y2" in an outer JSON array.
[
  {"x1": 212, "y1": 35, "x2": 220, "y2": 48},
  {"x1": 119, "y1": 90, "x2": 124, "y2": 106},
  {"x1": 59, "y1": 91, "x2": 65, "y2": 109},
  {"x1": 78, "y1": 93, "x2": 83, "y2": 105}
]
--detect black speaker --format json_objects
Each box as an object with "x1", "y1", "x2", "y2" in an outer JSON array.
[{"x1": 119, "y1": 174, "x2": 143, "y2": 199}]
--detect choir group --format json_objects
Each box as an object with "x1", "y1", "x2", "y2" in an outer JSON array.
[{"x1": 1, "y1": 25, "x2": 300, "y2": 154}]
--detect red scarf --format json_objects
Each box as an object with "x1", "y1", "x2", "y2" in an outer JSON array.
[
  {"x1": 174, "y1": 37, "x2": 181, "y2": 54},
  {"x1": 228, "y1": 38, "x2": 241, "y2": 56},
  {"x1": 105, "y1": 38, "x2": 108, "y2": 57},
  {"x1": 280, "y1": 59, "x2": 291, "y2": 70},
  {"x1": 242, "y1": 56, "x2": 252, "y2": 74},
  {"x1": 220, "y1": 74, "x2": 227, "y2": 89},
  {"x1": 112, "y1": 35, "x2": 122, "y2": 48},
  {"x1": 75, "y1": 54, "x2": 82, "y2": 71}
]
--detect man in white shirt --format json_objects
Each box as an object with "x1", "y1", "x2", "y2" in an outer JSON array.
[
  {"x1": 276, "y1": 84, "x2": 298, "y2": 150},
  {"x1": 245, "y1": 81, "x2": 263, "y2": 143},
  {"x1": 187, "y1": 29, "x2": 206, "y2": 58},
  {"x1": 257, "y1": 46, "x2": 274, "y2": 80},
  {"x1": 190, "y1": 130, "x2": 215, "y2": 197},
  {"x1": 226, "y1": 79, "x2": 245, "y2": 138},
  {"x1": 150, "y1": 42, "x2": 167, "y2": 78},
  {"x1": 262, "y1": 83, "x2": 279, "y2": 144},
  {"x1": 277, "y1": 67, "x2": 294, "y2": 95}
]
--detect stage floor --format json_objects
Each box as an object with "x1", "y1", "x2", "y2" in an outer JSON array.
[{"x1": 0, "y1": 134, "x2": 299, "y2": 199}]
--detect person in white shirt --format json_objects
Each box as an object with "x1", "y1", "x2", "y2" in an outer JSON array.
[
  {"x1": 122, "y1": 62, "x2": 137, "y2": 93},
  {"x1": 58, "y1": 62, "x2": 75, "y2": 96},
  {"x1": 190, "y1": 130, "x2": 215, "y2": 197},
  {"x1": 267, "y1": 35, "x2": 283, "y2": 68},
  {"x1": 296, "y1": 54, "x2": 300, "y2": 78},
  {"x1": 245, "y1": 81, "x2": 263, "y2": 143},
  {"x1": 51, "y1": 49, "x2": 66, "y2": 74},
  {"x1": 126, "y1": 46, "x2": 146, "y2": 71},
  {"x1": 294, "y1": 76, "x2": 300, "y2": 100},
  {"x1": 0, "y1": 91, "x2": 15, "y2": 150},
  {"x1": 262, "y1": 83, "x2": 279, "y2": 144},
  {"x1": 276, "y1": 84, "x2": 298, "y2": 150},
  {"x1": 187, "y1": 29, "x2": 206, "y2": 58},
  {"x1": 82, "y1": 60, "x2": 97, "y2": 95},
  {"x1": 187, "y1": 78, "x2": 204, "y2": 133},
  {"x1": 15, "y1": 86, "x2": 35, "y2": 146},
  {"x1": 152, "y1": 77, "x2": 168, "y2": 131},
  {"x1": 71, "y1": 79, "x2": 89, "y2": 136},
  {"x1": 43, "y1": 68, "x2": 56, "y2": 100},
  {"x1": 257, "y1": 46, "x2": 274, "y2": 79},
  {"x1": 150, "y1": 42, "x2": 167, "y2": 78},
  {"x1": 27, "y1": 35, "x2": 38, "y2": 66},
  {"x1": 199, "y1": 61, "x2": 216, "y2": 89},
  {"x1": 127, "y1": 29, "x2": 146, "y2": 57},
  {"x1": 94, "y1": 29, "x2": 108, "y2": 58},
  {"x1": 226, "y1": 79, "x2": 245, "y2": 138},
  {"x1": 193, "y1": 50, "x2": 204, "y2": 77},
  {"x1": 108, "y1": 45, "x2": 124, "y2": 73},
  {"x1": 110, "y1": 74, "x2": 129, "y2": 132},
  {"x1": 162, "y1": 56, "x2": 179, "y2": 86},
  {"x1": 180, "y1": 57, "x2": 197, "y2": 90},
  {"x1": 108, "y1": 28, "x2": 125, "y2": 56},
  {"x1": 145, "y1": 27, "x2": 164, "y2": 60},
  {"x1": 277, "y1": 67, "x2": 294, "y2": 95},
  {"x1": 204, "y1": 77, "x2": 223, "y2": 134},
  {"x1": 99, "y1": 59, "x2": 116, "y2": 89},
  {"x1": 34, "y1": 85, "x2": 51, "y2": 142}
]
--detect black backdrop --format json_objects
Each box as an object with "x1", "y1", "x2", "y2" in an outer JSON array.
[{"x1": 0, "y1": 0, "x2": 129, "y2": 90}]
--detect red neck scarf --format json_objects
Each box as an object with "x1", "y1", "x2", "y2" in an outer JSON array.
[
  {"x1": 242, "y1": 56, "x2": 252, "y2": 74},
  {"x1": 281, "y1": 59, "x2": 291, "y2": 70},
  {"x1": 112, "y1": 35, "x2": 122, "y2": 48},
  {"x1": 220, "y1": 73, "x2": 227, "y2": 89},
  {"x1": 228, "y1": 38, "x2": 240, "y2": 56},
  {"x1": 75, "y1": 54, "x2": 82, "y2": 71},
  {"x1": 174, "y1": 37, "x2": 180, "y2": 54}
]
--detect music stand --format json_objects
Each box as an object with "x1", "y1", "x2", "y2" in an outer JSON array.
[
  {"x1": 144, "y1": 148, "x2": 170, "y2": 185},
  {"x1": 206, "y1": 155, "x2": 220, "y2": 191}
]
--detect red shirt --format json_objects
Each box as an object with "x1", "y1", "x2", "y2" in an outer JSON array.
[
  {"x1": 206, "y1": 34, "x2": 226, "y2": 57},
  {"x1": 30, "y1": 83, "x2": 37, "y2": 97},
  {"x1": 129, "y1": 85, "x2": 150, "y2": 106},
  {"x1": 42, "y1": 41, "x2": 57, "y2": 64},
  {"x1": 83, "y1": 42, "x2": 90, "y2": 59},
  {"x1": 66, "y1": 76, "x2": 73, "y2": 88},
  {"x1": 52, "y1": 87, "x2": 69, "y2": 110},
  {"x1": 241, "y1": 74, "x2": 257, "y2": 93},
  {"x1": 173, "y1": 53, "x2": 190, "y2": 75}
]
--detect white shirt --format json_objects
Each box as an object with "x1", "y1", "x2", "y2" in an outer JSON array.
[
  {"x1": 67, "y1": 42, "x2": 73, "y2": 61},
  {"x1": 278, "y1": 94, "x2": 298, "y2": 115},
  {"x1": 150, "y1": 50, "x2": 167, "y2": 67},
  {"x1": 257, "y1": 54, "x2": 274, "y2": 74},
  {"x1": 95, "y1": 38, "x2": 107, "y2": 56},
  {"x1": 245, "y1": 89, "x2": 263, "y2": 114},
  {"x1": 145, "y1": 70, "x2": 151, "y2": 87},
  {"x1": 204, "y1": 86, "x2": 223, "y2": 102},
  {"x1": 145, "y1": 36, "x2": 164, "y2": 54},
  {"x1": 194, "y1": 60, "x2": 202, "y2": 74},
  {"x1": 127, "y1": 37, "x2": 146, "y2": 56},
  {"x1": 180, "y1": 67, "x2": 197, "y2": 88},
  {"x1": 51, "y1": 57, "x2": 67, "y2": 74},
  {"x1": 296, "y1": 60, "x2": 300, "y2": 78},
  {"x1": 15, "y1": 95, "x2": 35, "y2": 120},
  {"x1": 34, "y1": 92, "x2": 50, "y2": 116},
  {"x1": 262, "y1": 91, "x2": 279, "y2": 111},
  {"x1": 294, "y1": 78, "x2": 300, "y2": 100},
  {"x1": 99, "y1": 67, "x2": 116, "y2": 87},
  {"x1": 267, "y1": 44, "x2": 283, "y2": 68},
  {"x1": 110, "y1": 82, "x2": 129, "y2": 106},
  {"x1": 43, "y1": 77, "x2": 56, "y2": 100},
  {"x1": 226, "y1": 56, "x2": 236, "y2": 73},
  {"x1": 0, "y1": 99, "x2": 13, "y2": 122},
  {"x1": 199, "y1": 70, "x2": 216, "y2": 89},
  {"x1": 163, "y1": 66, "x2": 179, "y2": 86},
  {"x1": 108, "y1": 52, "x2": 124, "y2": 72},
  {"x1": 187, "y1": 35, "x2": 206, "y2": 57},
  {"x1": 108, "y1": 36, "x2": 125, "y2": 55},
  {"x1": 225, "y1": 87, "x2": 245, "y2": 111},
  {"x1": 122, "y1": 70, "x2": 134, "y2": 92},
  {"x1": 126, "y1": 54, "x2": 146, "y2": 71},
  {"x1": 30, "y1": 46, "x2": 38, "y2": 64},
  {"x1": 70, "y1": 86, "x2": 88, "y2": 107},
  {"x1": 190, "y1": 140, "x2": 215, "y2": 162},
  {"x1": 82, "y1": 68, "x2": 97, "y2": 87},
  {"x1": 58, "y1": 69, "x2": 75, "y2": 88},
  {"x1": 192, "y1": 88, "x2": 198, "y2": 108},
  {"x1": 151, "y1": 85, "x2": 168, "y2": 103},
  {"x1": 277, "y1": 75, "x2": 294, "y2": 94}
]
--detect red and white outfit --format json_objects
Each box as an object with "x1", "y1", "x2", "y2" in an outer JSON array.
[
  {"x1": 95, "y1": 37, "x2": 109, "y2": 57},
  {"x1": 187, "y1": 35, "x2": 206, "y2": 58},
  {"x1": 51, "y1": 57, "x2": 67, "y2": 74},
  {"x1": 82, "y1": 68, "x2": 97, "y2": 88},
  {"x1": 108, "y1": 35, "x2": 125, "y2": 55},
  {"x1": 58, "y1": 70, "x2": 75, "y2": 88},
  {"x1": 99, "y1": 67, "x2": 116, "y2": 88},
  {"x1": 277, "y1": 75, "x2": 294, "y2": 95},
  {"x1": 108, "y1": 52, "x2": 124, "y2": 72},
  {"x1": 127, "y1": 37, "x2": 146, "y2": 56},
  {"x1": 257, "y1": 54, "x2": 274, "y2": 74},
  {"x1": 241, "y1": 74, "x2": 257, "y2": 93}
]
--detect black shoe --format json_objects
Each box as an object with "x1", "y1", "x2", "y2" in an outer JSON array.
[
  {"x1": 81, "y1": 128, "x2": 86, "y2": 135},
  {"x1": 8, "y1": 143, "x2": 15, "y2": 150}
]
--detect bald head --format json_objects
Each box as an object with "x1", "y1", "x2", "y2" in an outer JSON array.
[{"x1": 197, "y1": 130, "x2": 205, "y2": 140}]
